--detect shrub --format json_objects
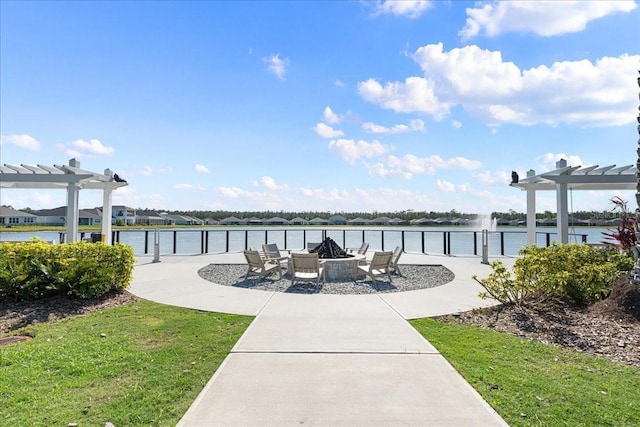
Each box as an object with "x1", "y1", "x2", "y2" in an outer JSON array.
[
  {"x1": 474, "y1": 244, "x2": 633, "y2": 306},
  {"x1": 0, "y1": 240, "x2": 135, "y2": 301}
]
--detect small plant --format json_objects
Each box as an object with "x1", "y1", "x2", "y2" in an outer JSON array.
[
  {"x1": 601, "y1": 196, "x2": 637, "y2": 253},
  {"x1": 473, "y1": 260, "x2": 532, "y2": 307}
]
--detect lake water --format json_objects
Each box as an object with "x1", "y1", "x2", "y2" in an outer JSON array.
[{"x1": 0, "y1": 226, "x2": 615, "y2": 257}]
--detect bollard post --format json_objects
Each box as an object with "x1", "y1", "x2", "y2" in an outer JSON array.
[
  {"x1": 481, "y1": 229, "x2": 489, "y2": 264},
  {"x1": 153, "y1": 229, "x2": 161, "y2": 263}
]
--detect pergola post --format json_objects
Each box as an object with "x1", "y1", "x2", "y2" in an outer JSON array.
[
  {"x1": 65, "y1": 182, "x2": 80, "y2": 243},
  {"x1": 102, "y1": 187, "x2": 113, "y2": 245},
  {"x1": 555, "y1": 159, "x2": 569, "y2": 244},
  {"x1": 526, "y1": 169, "x2": 536, "y2": 245}
]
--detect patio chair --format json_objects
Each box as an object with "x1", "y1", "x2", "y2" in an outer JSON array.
[
  {"x1": 262, "y1": 243, "x2": 289, "y2": 271},
  {"x1": 290, "y1": 252, "x2": 325, "y2": 286},
  {"x1": 347, "y1": 242, "x2": 369, "y2": 256},
  {"x1": 390, "y1": 245, "x2": 403, "y2": 276},
  {"x1": 357, "y1": 251, "x2": 393, "y2": 286},
  {"x1": 243, "y1": 249, "x2": 282, "y2": 281}
]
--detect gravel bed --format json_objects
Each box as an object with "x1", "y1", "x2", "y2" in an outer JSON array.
[{"x1": 197, "y1": 264, "x2": 454, "y2": 295}]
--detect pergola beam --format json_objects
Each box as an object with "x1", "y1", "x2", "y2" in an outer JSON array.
[{"x1": 512, "y1": 159, "x2": 637, "y2": 245}]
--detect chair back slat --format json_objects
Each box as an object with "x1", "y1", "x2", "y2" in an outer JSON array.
[
  {"x1": 263, "y1": 243, "x2": 281, "y2": 258},
  {"x1": 244, "y1": 250, "x2": 264, "y2": 267},
  {"x1": 370, "y1": 251, "x2": 393, "y2": 271}
]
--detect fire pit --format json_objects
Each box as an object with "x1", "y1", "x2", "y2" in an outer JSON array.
[
  {"x1": 307, "y1": 238, "x2": 364, "y2": 281},
  {"x1": 308, "y1": 237, "x2": 354, "y2": 259}
]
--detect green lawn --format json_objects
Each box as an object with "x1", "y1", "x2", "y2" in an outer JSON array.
[
  {"x1": 411, "y1": 318, "x2": 640, "y2": 427},
  {"x1": 0, "y1": 300, "x2": 253, "y2": 426},
  {"x1": 3, "y1": 300, "x2": 638, "y2": 426}
]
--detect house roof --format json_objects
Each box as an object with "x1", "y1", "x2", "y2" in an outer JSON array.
[{"x1": 0, "y1": 206, "x2": 36, "y2": 217}]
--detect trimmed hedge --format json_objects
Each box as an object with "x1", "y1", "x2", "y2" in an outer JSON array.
[
  {"x1": 474, "y1": 243, "x2": 634, "y2": 305},
  {"x1": 0, "y1": 240, "x2": 135, "y2": 301}
]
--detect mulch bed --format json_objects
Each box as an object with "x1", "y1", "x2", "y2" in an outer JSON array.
[{"x1": 435, "y1": 274, "x2": 640, "y2": 367}]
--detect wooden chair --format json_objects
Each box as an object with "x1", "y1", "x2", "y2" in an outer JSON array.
[
  {"x1": 348, "y1": 242, "x2": 369, "y2": 256},
  {"x1": 243, "y1": 250, "x2": 281, "y2": 281},
  {"x1": 262, "y1": 243, "x2": 289, "y2": 271},
  {"x1": 290, "y1": 252, "x2": 325, "y2": 286},
  {"x1": 390, "y1": 245, "x2": 403, "y2": 275},
  {"x1": 357, "y1": 251, "x2": 393, "y2": 286}
]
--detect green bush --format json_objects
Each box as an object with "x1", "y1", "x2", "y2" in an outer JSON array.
[
  {"x1": 0, "y1": 240, "x2": 135, "y2": 301},
  {"x1": 474, "y1": 244, "x2": 633, "y2": 305}
]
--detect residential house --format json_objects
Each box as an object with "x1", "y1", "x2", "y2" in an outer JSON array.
[
  {"x1": 79, "y1": 208, "x2": 102, "y2": 226},
  {"x1": 289, "y1": 217, "x2": 309, "y2": 225},
  {"x1": 136, "y1": 211, "x2": 169, "y2": 226},
  {"x1": 33, "y1": 207, "x2": 67, "y2": 226},
  {"x1": 112, "y1": 205, "x2": 136, "y2": 225},
  {"x1": 309, "y1": 217, "x2": 328, "y2": 225},
  {"x1": 220, "y1": 216, "x2": 248, "y2": 225},
  {"x1": 264, "y1": 217, "x2": 289, "y2": 225},
  {"x1": 348, "y1": 217, "x2": 372, "y2": 226},
  {"x1": 0, "y1": 206, "x2": 37, "y2": 226},
  {"x1": 328, "y1": 215, "x2": 347, "y2": 225}
]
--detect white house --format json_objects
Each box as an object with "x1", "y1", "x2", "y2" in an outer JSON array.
[{"x1": 0, "y1": 206, "x2": 37, "y2": 226}]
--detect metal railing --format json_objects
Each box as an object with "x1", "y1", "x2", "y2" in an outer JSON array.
[{"x1": 104, "y1": 228, "x2": 589, "y2": 257}]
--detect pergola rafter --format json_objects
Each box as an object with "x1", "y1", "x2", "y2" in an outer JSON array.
[
  {"x1": 0, "y1": 158, "x2": 127, "y2": 243},
  {"x1": 511, "y1": 159, "x2": 636, "y2": 244}
]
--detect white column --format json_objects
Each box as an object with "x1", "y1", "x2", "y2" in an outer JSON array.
[
  {"x1": 555, "y1": 159, "x2": 569, "y2": 244},
  {"x1": 527, "y1": 187, "x2": 536, "y2": 245},
  {"x1": 556, "y1": 182, "x2": 569, "y2": 244},
  {"x1": 524, "y1": 169, "x2": 537, "y2": 245},
  {"x1": 102, "y1": 188, "x2": 113, "y2": 244},
  {"x1": 65, "y1": 183, "x2": 80, "y2": 243}
]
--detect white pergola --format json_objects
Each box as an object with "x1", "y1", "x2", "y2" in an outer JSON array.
[
  {"x1": 511, "y1": 159, "x2": 637, "y2": 245},
  {"x1": 0, "y1": 158, "x2": 128, "y2": 244}
]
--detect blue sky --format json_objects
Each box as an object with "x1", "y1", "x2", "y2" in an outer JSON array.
[{"x1": 1, "y1": 1, "x2": 638, "y2": 214}]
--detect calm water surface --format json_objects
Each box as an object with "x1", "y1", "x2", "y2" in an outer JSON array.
[{"x1": 0, "y1": 226, "x2": 614, "y2": 257}]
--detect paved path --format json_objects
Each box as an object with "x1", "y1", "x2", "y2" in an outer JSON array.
[{"x1": 130, "y1": 252, "x2": 515, "y2": 426}]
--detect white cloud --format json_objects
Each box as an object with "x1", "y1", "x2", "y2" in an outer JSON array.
[
  {"x1": 58, "y1": 138, "x2": 114, "y2": 158},
  {"x1": 314, "y1": 122, "x2": 344, "y2": 138},
  {"x1": 537, "y1": 153, "x2": 584, "y2": 171},
  {"x1": 327, "y1": 139, "x2": 390, "y2": 164},
  {"x1": 451, "y1": 120, "x2": 462, "y2": 129},
  {"x1": 437, "y1": 180, "x2": 456, "y2": 192},
  {"x1": 195, "y1": 163, "x2": 211, "y2": 174},
  {"x1": 174, "y1": 183, "x2": 205, "y2": 190},
  {"x1": 323, "y1": 106, "x2": 342, "y2": 124},
  {"x1": 473, "y1": 170, "x2": 511, "y2": 186},
  {"x1": 139, "y1": 166, "x2": 153, "y2": 176},
  {"x1": 412, "y1": 43, "x2": 522, "y2": 98},
  {"x1": 0, "y1": 134, "x2": 41, "y2": 151},
  {"x1": 357, "y1": 76, "x2": 452, "y2": 119},
  {"x1": 366, "y1": 154, "x2": 482, "y2": 180},
  {"x1": 362, "y1": 119, "x2": 425, "y2": 135},
  {"x1": 460, "y1": 0, "x2": 637, "y2": 41},
  {"x1": 217, "y1": 186, "x2": 244, "y2": 199},
  {"x1": 257, "y1": 176, "x2": 288, "y2": 191},
  {"x1": 361, "y1": 42, "x2": 638, "y2": 127},
  {"x1": 264, "y1": 53, "x2": 289, "y2": 81},
  {"x1": 373, "y1": 0, "x2": 433, "y2": 19}
]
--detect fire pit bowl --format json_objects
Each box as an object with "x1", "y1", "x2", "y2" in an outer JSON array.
[{"x1": 308, "y1": 237, "x2": 354, "y2": 259}]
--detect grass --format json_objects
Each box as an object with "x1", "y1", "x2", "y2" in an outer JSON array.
[
  {"x1": 410, "y1": 318, "x2": 640, "y2": 427},
  {"x1": 0, "y1": 300, "x2": 253, "y2": 426}
]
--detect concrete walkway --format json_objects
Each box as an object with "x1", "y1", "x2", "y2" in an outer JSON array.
[{"x1": 129, "y1": 252, "x2": 515, "y2": 426}]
